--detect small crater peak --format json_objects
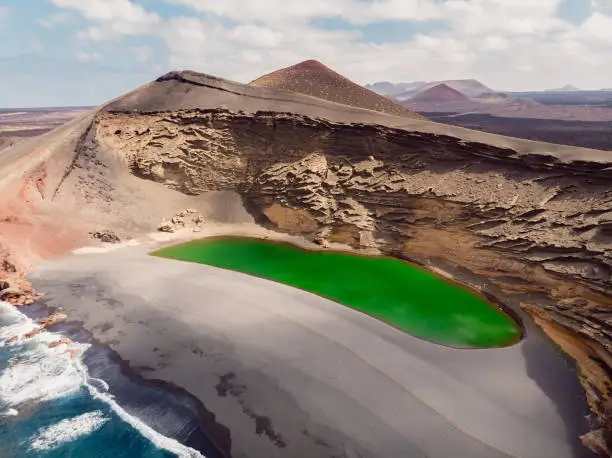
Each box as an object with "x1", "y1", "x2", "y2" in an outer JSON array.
[{"x1": 292, "y1": 59, "x2": 328, "y2": 71}]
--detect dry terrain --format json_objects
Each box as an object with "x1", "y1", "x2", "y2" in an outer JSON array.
[
  {"x1": 403, "y1": 100, "x2": 612, "y2": 121},
  {"x1": 30, "y1": 228, "x2": 591, "y2": 458},
  {"x1": 425, "y1": 113, "x2": 612, "y2": 151},
  {"x1": 409, "y1": 84, "x2": 471, "y2": 103},
  {"x1": 250, "y1": 60, "x2": 424, "y2": 119},
  {"x1": 0, "y1": 67, "x2": 611, "y2": 456},
  {"x1": 0, "y1": 107, "x2": 91, "y2": 150},
  {"x1": 398, "y1": 89, "x2": 612, "y2": 150},
  {"x1": 394, "y1": 79, "x2": 494, "y2": 99}
]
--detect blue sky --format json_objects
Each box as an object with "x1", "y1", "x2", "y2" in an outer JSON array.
[{"x1": 0, "y1": 0, "x2": 611, "y2": 106}]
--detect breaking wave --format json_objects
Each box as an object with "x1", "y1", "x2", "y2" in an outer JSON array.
[
  {"x1": 29, "y1": 410, "x2": 109, "y2": 451},
  {"x1": 0, "y1": 301, "x2": 204, "y2": 457}
]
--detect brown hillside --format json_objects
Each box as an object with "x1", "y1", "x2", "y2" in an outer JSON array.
[
  {"x1": 1, "y1": 67, "x2": 612, "y2": 457},
  {"x1": 250, "y1": 60, "x2": 425, "y2": 120},
  {"x1": 410, "y1": 84, "x2": 470, "y2": 103}
]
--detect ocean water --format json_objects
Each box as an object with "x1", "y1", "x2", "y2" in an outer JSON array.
[
  {"x1": 153, "y1": 237, "x2": 521, "y2": 348},
  {"x1": 0, "y1": 301, "x2": 210, "y2": 458}
]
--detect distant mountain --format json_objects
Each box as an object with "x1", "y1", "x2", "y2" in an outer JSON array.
[
  {"x1": 547, "y1": 85, "x2": 581, "y2": 92},
  {"x1": 396, "y1": 79, "x2": 494, "y2": 100},
  {"x1": 472, "y1": 92, "x2": 513, "y2": 104},
  {"x1": 474, "y1": 92, "x2": 541, "y2": 108},
  {"x1": 250, "y1": 60, "x2": 424, "y2": 119},
  {"x1": 409, "y1": 84, "x2": 470, "y2": 103},
  {"x1": 365, "y1": 81, "x2": 426, "y2": 97}
]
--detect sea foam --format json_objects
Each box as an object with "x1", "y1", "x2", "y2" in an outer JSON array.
[
  {"x1": 89, "y1": 387, "x2": 203, "y2": 458},
  {"x1": 0, "y1": 301, "x2": 205, "y2": 457},
  {"x1": 0, "y1": 302, "x2": 88, "y2": 406},
  {"x1": 29, "y1": 410, "x2": 109, "y2": 451}
]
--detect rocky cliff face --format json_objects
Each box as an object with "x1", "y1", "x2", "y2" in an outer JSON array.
[{"x1": 90, "y1": 108, "x2": 612, "y2": 453}]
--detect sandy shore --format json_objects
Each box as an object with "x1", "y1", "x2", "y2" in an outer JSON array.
[{"x1": 29, "y1": 226, "x2": 593, "y2": 458}]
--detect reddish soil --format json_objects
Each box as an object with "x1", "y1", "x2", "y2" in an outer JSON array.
[
  {"x1": 0, "y1": 178, "x2": 85, "y2": 305},
  {"x1": 410, "y1": 84, "x2": 470, "y2": 103},
  {"x1": 0, "y1": 138, "x2": 89, "y2": 305},
  {"x1": 292, "y1": 59, "x2": 328, "y2": 71},
  {"x1": 250, "y1": 60, "x2": 424, "y2": 119}
]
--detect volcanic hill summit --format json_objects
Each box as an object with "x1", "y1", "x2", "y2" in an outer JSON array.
[
  {"x1": 249, "y1": 59, "x2": 424, "y2": 119},
  {"x1": 396, "y1": 79, "x2": 494, "y2": 100},
  {"x1": 410, "y1": 83, "x2": 470, "y2": 103}
]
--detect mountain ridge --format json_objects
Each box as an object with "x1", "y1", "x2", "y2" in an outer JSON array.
[
  {"x1": 408, "y1": 83, "x2": 471, "y2": 103},
  {"x1": 249, "y1": 60, "x2": 425, "y2": 119}
]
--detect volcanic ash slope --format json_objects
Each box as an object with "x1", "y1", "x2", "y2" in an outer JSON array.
[
  {"x1": 250, "y1": 59, "x2": 425, "y2": 120},
  {"x1": 1, "y1": 66, "x2": 612, "y2": 455}
]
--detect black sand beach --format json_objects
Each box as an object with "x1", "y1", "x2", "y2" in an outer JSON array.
[
  {"x1": 27, "y1": 230, "x2": 594, "y2": 458},
  {"x1": 15, "y1": 299, "x2": 228, "y2": 457}
]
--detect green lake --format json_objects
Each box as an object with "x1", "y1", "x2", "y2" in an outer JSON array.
[{"x1": 152, "y1": 237, "x2": 520, "y2": 348}]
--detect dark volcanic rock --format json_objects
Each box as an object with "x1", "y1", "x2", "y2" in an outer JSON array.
[{"x1": 90, "y1": 230, "x2": 121, "y2": 243}]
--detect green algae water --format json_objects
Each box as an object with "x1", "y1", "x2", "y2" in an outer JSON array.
[{"x1": 153, "y1": 237, "x2": 520, "y2": 348}]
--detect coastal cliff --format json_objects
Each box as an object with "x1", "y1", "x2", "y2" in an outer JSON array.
[
  {"x1": 1, "y1": 70, "x2": 611, "y2": 454},
  {"x1": 90, "y1": 105, "x2": 612, "y2": 453}
]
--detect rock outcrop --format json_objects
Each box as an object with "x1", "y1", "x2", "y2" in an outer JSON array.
[
  {"x1": 158, "y1": 208, "x2": 205, "y2": 233},
  {"x1": 0, "y1": 278, "x2": 37, "y2": 306},
  {"x1": 92, "y1": 105, "x2": 612, "y2": 454},
  {"x1": 24, "y1": 311, "x2": 68, "y2": 339},
  {"x1": 90, "y1": 230, "x2": 121, "y2": 243},
  {"x1": 1, "y1": 68, "x2": 612, "y2": 455}
]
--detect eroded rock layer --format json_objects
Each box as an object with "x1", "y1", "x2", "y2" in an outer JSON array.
[
  {"x1": 2, "y1": 68, "x2": 611, "y2": 455},
  {"x1": 92, "y1": 108, "x2": 612, "y2": 453}
]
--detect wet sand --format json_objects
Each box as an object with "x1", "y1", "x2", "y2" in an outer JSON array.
[
  {"x1": 16, "y1": 299, "x2": 226, "y2": 458},
  {"x1": 29, "y1": 230, "x2": 593, "y2": 458}
]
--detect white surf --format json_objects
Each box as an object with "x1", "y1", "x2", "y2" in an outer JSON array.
[
  {"x1": 29, "y1": 410, "x2": 109, "y2": 451},
  {"x1": 0, "y1": 301, "x2": 205, "y2": 457}
]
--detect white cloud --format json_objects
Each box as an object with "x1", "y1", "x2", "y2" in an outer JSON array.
[
  {"x1": 0, "y1": 6, "x2": 10, "y2": 20},
  {"x1": 592, "y1": 0, "x2": 612, "y2": 14},
  {"x1": 346, "y1": 0, "x2": 444, "y2": 23},
  {"x1": 30, "y1": 38, "x2": 44, "y2": 53},
  {"x1": 581, "y1": 12, "x2": 612, "y2": 44},
  {"x1": 481, "y1": 36, "x2": 509, "y2": 51},
  {"x1": 76, "y1": 51, "x2": 103, "y2": 63},
  {"x1": 157, "y1": 13, "x2": 360, "y2": 78},
  {"x1": 50, "y1": 0, "x2": 612, "y2": 91},
  {"x1": 129, "y1": 45, "x2": 155, "y2": 63},
  {"x1": 52, "y1": 0, "x2": 159, "y2": 24},
  {"x1": 149, "y1": 0, "x2": 592, "y2": 89},
  {"x1": 77, "y1": 26, "x2": 105, "y2": 41},
  {"x1": 77, "y1": 20, "x2": 154, "y2": 41},
  {"x1": 52, "y1": 0, "x2": 160, "y2": 40},
  {"x1": 162, "y1": 0, "x2": 566, "y2": 27},
  {"x1": 163, "y1": 0, "x2": 356, "y2": 25},
  {"x1": 228, "y1": 25, "x2": 284, "y2": 49},
  {"x1": 158, "y1": 17, "x2": 211, "y2": 69},
  {"x1": 38, "y1": 12, "x2": 73, "y2": 28},
  {"x1": 440, "y1": 0, "x2": 567, "y2": 36}
]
